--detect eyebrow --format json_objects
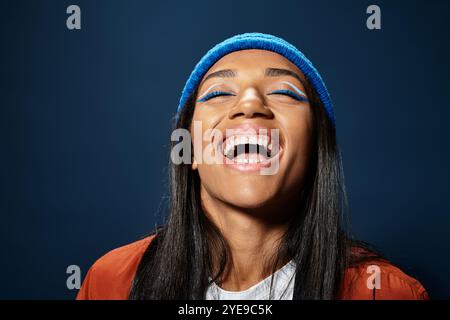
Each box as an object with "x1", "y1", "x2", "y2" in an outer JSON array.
[
  {"x1": 265, "y1": 68, "x2": 306, "y2": 86},
  {"x1": 198, "y1": 67, "x2": 306, "y2": 88},
  {"x1": 200, "y1": 69, "x2": 236, "y2": 87}
]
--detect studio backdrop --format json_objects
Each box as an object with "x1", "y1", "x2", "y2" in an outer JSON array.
[{"x1": 1, "y1": 0, "x2": 449, "y2": 299}]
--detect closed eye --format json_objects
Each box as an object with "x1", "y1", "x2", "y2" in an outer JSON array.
[
  {"x1": 268, "y1": 89, "x2": 308, "y2": 102},
  {"x1": 197, "y1": 91, "x2": 235, "y2": 102}
]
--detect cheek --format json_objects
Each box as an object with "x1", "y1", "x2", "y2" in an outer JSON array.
[
  {"x1": 288, "y1": 121, "x2": 313, "y2": 151},
  {"x1": 191, "y1": 108, "x2": 224, "y2": 143},
  {"x1": 278, "y1": 105, "x2": 313, "y2": 146},
  {"x1": 190, "y1": 113, "x2": 215, "y2": 155},
  {"x1": 192, "y1": 103, "x2": 226, "y2": 124},
  {"x1": 280, "y1": 108, "x2": 314, "y2": 175}
]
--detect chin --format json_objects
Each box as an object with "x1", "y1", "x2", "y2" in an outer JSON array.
[{"x1": 223, "y1": 188, "x2": 277, "y2": 209}]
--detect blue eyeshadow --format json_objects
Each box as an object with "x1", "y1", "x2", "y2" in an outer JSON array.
[
  {"x1": 268, "y1": 89, "x2": 309, "y2": 102},
  {"x1": 197, "y1": 91, "x2": 235, "y2": 102}
]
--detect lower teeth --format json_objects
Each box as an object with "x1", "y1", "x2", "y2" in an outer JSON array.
[{"x1": 233, "y1": 154, "x2": 267, "y2": 164}]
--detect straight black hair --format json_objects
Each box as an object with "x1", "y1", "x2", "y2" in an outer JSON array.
[{"x1": 129, "y1": 79, "x2": 382, "y2": 300}]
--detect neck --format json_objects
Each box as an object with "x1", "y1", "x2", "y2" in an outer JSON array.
[{"x1": 201, "y1": 186, "x2": 294, "y2": 291}]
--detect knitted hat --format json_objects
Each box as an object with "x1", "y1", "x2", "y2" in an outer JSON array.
[{"x1": 177, "y1": 32, "x2": 335, "y2": 125}]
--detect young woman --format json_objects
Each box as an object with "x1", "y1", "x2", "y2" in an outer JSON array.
[{"x1": 77, "y1": 33, "x2": 429, "y2": 300}]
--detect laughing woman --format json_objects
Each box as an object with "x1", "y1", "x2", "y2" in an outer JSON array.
[{"x1": 77, "y1": 33, "x2": 429, "y2": 300}]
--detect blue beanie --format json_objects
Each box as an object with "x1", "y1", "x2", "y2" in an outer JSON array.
[{"x1": 177, "y1": 33, "x2": 335, "y2": 125}]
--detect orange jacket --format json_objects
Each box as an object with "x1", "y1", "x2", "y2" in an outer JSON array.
[{"x1": 77, "y1": 235, "x2": 429, "y2": 300}]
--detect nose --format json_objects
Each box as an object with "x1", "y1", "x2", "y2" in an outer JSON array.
[{"x1": 228, "y1": 87, "x2": 274, "y2": 120}]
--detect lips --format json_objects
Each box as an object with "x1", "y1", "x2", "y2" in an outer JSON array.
[{"x1": 216, "y1": 123, "x2": 283, "y2": 172}]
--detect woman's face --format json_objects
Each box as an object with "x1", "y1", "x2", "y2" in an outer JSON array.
[{"x1": 190, "y1": 49, "x2": 313, "y2": 211}]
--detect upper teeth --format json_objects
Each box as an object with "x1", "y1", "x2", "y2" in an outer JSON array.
[{"x1": 222, "y1": 135, "x2": 270, "y2": 157}]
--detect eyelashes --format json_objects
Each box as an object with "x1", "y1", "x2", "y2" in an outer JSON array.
[
  {"x1": 197, "y1": 90, "x2": 309, "y2": 103},
  {"x1": 197, "y1": 89, "x2": 308, "y2": 102},
  {"x1": 197, "y1": 91, "x2": 235, "y2": 102},
  {"x1": 267, "y1": 89, "x2": 308, "y2": 102}
]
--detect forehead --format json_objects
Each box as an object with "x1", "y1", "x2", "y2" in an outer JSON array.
[{"x1": 205, "y1": 49, "x2": 304, "y2": 77}]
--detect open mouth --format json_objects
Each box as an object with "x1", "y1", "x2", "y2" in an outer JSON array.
[
  {"x1": 222, "y1": 135, "x2": 275, "y2": 162},
  {"x1": 216, "y1": 127, "x2": 283, "y2": 171}
]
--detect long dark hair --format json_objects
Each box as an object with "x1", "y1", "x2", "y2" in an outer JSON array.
[{"x1": 129, "y1": 78, "x2": 381, "y2": 300}]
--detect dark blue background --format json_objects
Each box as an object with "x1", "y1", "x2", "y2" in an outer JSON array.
[{"x1": 1, "y1": 0, "x2": 449, "y2": 299}]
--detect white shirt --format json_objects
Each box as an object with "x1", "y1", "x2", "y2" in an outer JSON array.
[{"x1": 205, "y1": 260, "x2": 296, "y2": 300}]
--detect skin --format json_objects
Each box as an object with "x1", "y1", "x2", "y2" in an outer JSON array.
[{"x1": 190, "y1": 49, "x2": 314, "y2": 291}]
